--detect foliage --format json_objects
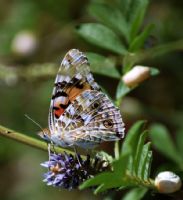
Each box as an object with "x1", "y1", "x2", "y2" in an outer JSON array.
[
  {"x1": 149, "y1": 123, "x2": 183, "y2": 170},
  {"x1": 75, "y1": 0, "x2": 183, "y2": 198},
  {"x1": 0, "y1": 0, "x2": 183, "y2": 200},
  {"x1": 80, "y1": 121, "x2": 154, "y2": 194}
]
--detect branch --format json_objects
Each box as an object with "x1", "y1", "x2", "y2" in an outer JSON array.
[
  {"x1": 1, "y1": 39, "x2": 183, "y2": 84},
  {"x1": 0, "y1": 63, "x2": 57, "y2": 83},
  {"x1": 0, "y1": 124, "x2": 75, "y2": 155}
]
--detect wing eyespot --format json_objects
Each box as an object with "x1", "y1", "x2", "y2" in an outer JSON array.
[
  {"x1": 92, "y1": 101, "x2": 100, "y2": 109},
  {"x1": 103, "y1": 119, "x2": 113, "y2": 128}
]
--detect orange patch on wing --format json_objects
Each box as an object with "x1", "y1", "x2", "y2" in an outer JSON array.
[
  {"x1": 67, "y1": 82, "x2": 91, "y2": 102},
  {"x1": 53, "y1": 83, "x2": 91, "y2": 118},
  {"x1": 54, "y1": 107, "x2": 65, "y2": 118}
]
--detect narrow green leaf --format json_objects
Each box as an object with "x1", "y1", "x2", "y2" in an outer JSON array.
[
  {"x1": 129, "y1": 24, "x2": 155, "y2": 52},
  {"x1": 94, "y1": 184, "x2": 105, "y2": 194},
  {"x1": 129, "y1": 0, "x2": 149, "y2": 41},
  {"x1": 95, "y1": 181, "x2": 130, "y2": 194},
  {"x1": 131, "y1": 39, "x2": 183, "y2": 64},
  {"x1": 94, "y1": 179, "x2": 129, "y2": 194},
  {"x1": 80, "y1": 171, "x2": 124, "y2": 193},
  {"x1": 138, "y1": 142, "x2": 151, "y2": 180},
  {"x1": 149, "y1": 123, "x2": 182, "y2": 165},
  {"x1": 113, "y1": 150, "x2": 131, "y2": 174},
  {"x1": 122, "y1": 120, "x2": 146, "y2": 154},
  {"x1": 79, "y1": 171, "x2": 114, "y2": 190},
  {"x1": 176, "y1": 129, "x2": 183, "y2": 158},
  {"x1": 134, "y1": 131, "x2": 148, "y2": 176},
  {"x1": 117, "y1": 0, "x2": 132, "y2": 18},
  {"x1": 80, "y1": 151, "x2": 131, "y2": 193},
  {"x1": 88, "y1": 3, "x2": 129, "y2": 40},
  {"x1": 122, "y1": 121, "x2": 146, "y2": 175},
  {"x1": 116, "y1": 79, "x2": 131, "y2": 99},
  {"x1": 143, "y1": 151, "x2": 152, "y2": 180},
  {"x1": 76, "y1": 23, "x2": 127, "y2": 54},
  {"x1": 122, "y1": 187, "x2": 148, "y2": 200},
  {"x1": 95, "y1": 151, "x2": 131, "y2": 193},
  {"x1": 86, "y1": 52, "x2": 120, "y2": 78}
]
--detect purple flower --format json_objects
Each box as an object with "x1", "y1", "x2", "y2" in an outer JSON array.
[{"x1": 41, "y1": 152, "x2": 109, "y2": 190}]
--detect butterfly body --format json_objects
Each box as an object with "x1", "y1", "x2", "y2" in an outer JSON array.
[{"x1": 40, "y1": 49, "x2": 125, "y2": 149}]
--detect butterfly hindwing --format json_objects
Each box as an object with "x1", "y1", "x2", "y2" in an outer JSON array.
[{"x1": 53, "y1": 90, "x2": 125, "y2": 148}]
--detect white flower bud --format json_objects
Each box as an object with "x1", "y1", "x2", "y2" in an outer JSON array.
[
  {"x1": 155, "y1": 171, "x2": 182, "y2": 194},
  {"x1": 11, "y1": 31, "x2": 37, "y2": 56},
  {"x1": 122, "y1": 66, "x2": 150, "y2": 87}
]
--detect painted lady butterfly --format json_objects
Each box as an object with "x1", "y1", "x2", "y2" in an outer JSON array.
[{"x1": 40, "y1": 49, "x2": 125, "y2": 148}]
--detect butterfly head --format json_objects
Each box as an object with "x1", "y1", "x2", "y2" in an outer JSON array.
[{"x1": 38, "y1": 128, "x2": 51, "y2": 142}]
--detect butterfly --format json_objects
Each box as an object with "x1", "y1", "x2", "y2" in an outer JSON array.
[{"x1": 39, "y1": 49, "x2": 125, "y2": 149}]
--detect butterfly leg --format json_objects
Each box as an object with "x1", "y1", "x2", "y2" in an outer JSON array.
[
  {"x1": 47, "y1": 141, "x2": 56, "y2": 161},
  {"x1": 74, "y1": 146, "x2": 82, "y2": 167},
  {"x1": 47, "y1": 143, "x2": 51, "y2": 161},
  {"x1": 51, "y1": 141, "x2": 56, "y2": 154}
]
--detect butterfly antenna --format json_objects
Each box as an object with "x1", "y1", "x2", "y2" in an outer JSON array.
[
  {"x1": 24, "y1": 114, "x2": 45, "y2": 132},
  {"x1": 24, "y1": 114, "x2": 51, "y2": 159}
]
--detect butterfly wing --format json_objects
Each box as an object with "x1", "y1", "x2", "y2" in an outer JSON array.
[
  {"x1": 51, "y1": 90, "x2": 125, "y2": 148},
  {"x1": 49, "y1": 49, "x2": 100, "y2": 134}
]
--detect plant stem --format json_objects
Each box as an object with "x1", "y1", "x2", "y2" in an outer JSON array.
[
  {"x1": 126, "y1": 171, "x2": 156, "y2": 190},
  {"x1": 0, "y1": 124, "x2": 76, "y2": 155}
]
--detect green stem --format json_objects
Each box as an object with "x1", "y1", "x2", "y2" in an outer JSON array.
[
  {"x1": 126, "y1": 171, "x2": 156, "y2": 190},
  {"x1": 0, "y1": 125, "x2": 76, "y2": 155}
]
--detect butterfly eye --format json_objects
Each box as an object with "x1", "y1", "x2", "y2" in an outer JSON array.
[{"x1": 103, "y1": 119, "x2": 113, "y2": 128}]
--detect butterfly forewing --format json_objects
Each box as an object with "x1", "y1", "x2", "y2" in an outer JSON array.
[{"x1": 49, "y1": 49, "x2": 100, "y2": 133}]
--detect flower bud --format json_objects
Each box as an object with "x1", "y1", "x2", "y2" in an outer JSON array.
[
  {"x1": 122, "y1": 66, "x2": 150, "y2": 87},
  {"x1": 155, "y1": 171, "x2": 182, "y2": 194},
  {"x1": 11, "y1": 30, "x2": 37, "y2": 56}
]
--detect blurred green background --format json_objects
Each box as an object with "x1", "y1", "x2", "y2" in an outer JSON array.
[{"x1": 0, "y1": 0, "x2": 183, "y2": 199}]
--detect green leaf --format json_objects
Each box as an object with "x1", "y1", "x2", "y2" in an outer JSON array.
[
  {"x1": 88, "y1": 3, "x2": 129, "y2": 40},
  {"x1": 138, "y1": 142, "x2": 151, "y2": 180},
  {"x1": 129, "y1": 0, "x2": 149, "y2": 41},
  {"x1": 79, "y1": 171, "x2": 123, "y2": 194},
  {"x1": 95, "y1": 152, "x2": 131, "y2": 194},
  {"x1": 79, "y1": 172, "x2": 118, "y2": 190},
  {"x1": 176, "y1": 129, "x2": 183, "y2": 158},
  {"x1": 122, "y1": 187, "x2": 148, "y2": 200},
  {"x1": 175, "y1": 129, "x2": 183, "y2": 170},
  {"x1": 134, "y1": 131, "x2": 148, "y2": 176},
  {"x1": 149, "y1": 67, "x2": 160, "y2": 76},
  {"x1": 143, "y1": 151, "x2": 152, "y2": 180},
  {"x1": 149, "y1": 123, "x2": 183, "y2": 165},
  {"x1": 76, "y1": 23, "x2": 127, "y2": 54},
  {"x1": 117, "y1": 0, "x2": 132, "y2": 18},
  {"x1": 122, "y1": 120, "x2": 146, "y2": 155},
  {"x1": 113, "y1": 150, "x2": 131, "y2": 173},
  {"x1": 116, "y1": 79, "x2": 131, "y2": 99},
  {"x1": 122, "y1": 121, "x2": 146, "y2": 175},
  {"x1": 129, "y1": 24, "x2": 155, "y2": 52},
  {"x1": 86, "y1": 52, "x2": 120, "y2": 78},
  {"x1": 80, "y1": 151, "x2": 131, "y2": 193}
]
